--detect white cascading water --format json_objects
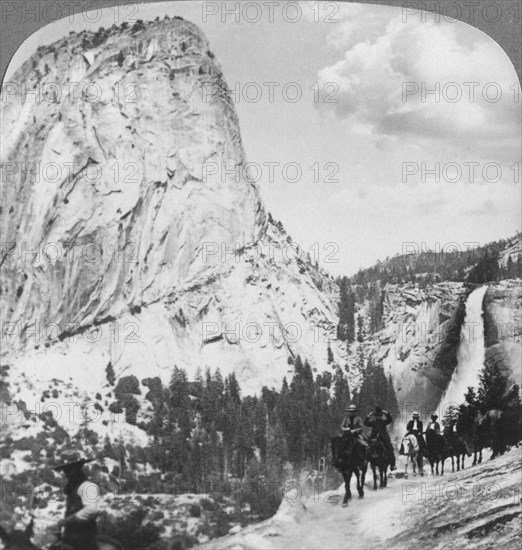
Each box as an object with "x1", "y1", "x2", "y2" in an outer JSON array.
[{"x1": 441, "y1": 285, "x2": 488, "y2": 408}]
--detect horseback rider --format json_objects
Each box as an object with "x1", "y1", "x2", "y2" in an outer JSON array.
[
  {"x1": 425, "y1": 414, "x2": 441, "y2": 434},
  {"x1": 341, "y1": 404, "x2": 368, "y2": 448},
  {"x1": 406, "y1": 411, "x2": 427, "y2": 455},
  {"x1": 444, "y1": 419, "x2": 458, "y2": 435},
  {"x1": 444, "y1": 418, "x2": 472, "y2": 461},
  {"x1": 52, "y1": 450, "x2": 99, "y2": 550},
  {"x1": 364, "y1": 405, "x2": 396, "y2": 470}
]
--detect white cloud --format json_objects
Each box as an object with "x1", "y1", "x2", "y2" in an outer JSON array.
[{"x1": 317, "y1": 11, "x2": 520, "y2": 161}]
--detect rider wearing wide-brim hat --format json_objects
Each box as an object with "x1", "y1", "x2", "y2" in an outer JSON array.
[
  {"x1": 341, "y1": 405, "x2": 367, "y2": 446},
  {"x1": 365, "y1": 404, "x2": 397, "y2": 470},
  {"x1": 53, "y1": 450, "x2": 100, "y2": 550},
  {"x1": 426, "y1": 414, "x2": 441, "y2": 435},
  {"x1": 406, "y1": 412, "x2": 427, "y2": 454}
]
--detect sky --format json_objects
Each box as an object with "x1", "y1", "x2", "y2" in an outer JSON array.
[{"x1": 4, "y1": 1, "x2": 521, "y2": 276}]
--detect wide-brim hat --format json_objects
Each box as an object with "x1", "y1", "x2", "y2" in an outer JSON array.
[
  {"x1": 431, "y1": 414, "x2": 438, "y2": 419},
  {"x1": 412, "y1": 411, "x2": 420, "y2": 417},
  {"x1": 52, "y1": 450, "x2": 94, "y2": 471},
  {"x1": 345, "y1": 404, "x2": 358, "y2": 412}
]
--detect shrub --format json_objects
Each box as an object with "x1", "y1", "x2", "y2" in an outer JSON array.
[
  {"x1": 106, "y1": 363, "x2": 116, "y2": 385},
  {"x1": 98, "y1": 509, "x2": 162, "y2": 550},
  {"x1": 115, "y1": 376, "x2": 140, "y2": 397},
  {"x1": 166, "y1": 533, "x2": 197, "y2": 550},
  {"x1": 109, "y1": 401, "x2": 123, "y2": 415},
  {"x1": 188, "y1": 503, "x2": 201, "y2": 518},
  {"x1": 148, "y1": 510, "x2": 164, "y2": 521}
]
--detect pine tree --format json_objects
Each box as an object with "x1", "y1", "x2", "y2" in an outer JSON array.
[
  {"x1": 356, "y1": 315, "x2": 365, "y2": 343},
  {"x1": 477, "y1": 356, "x2": 508, "y2": 410},
  {"x1": 386, "y1": 374, "x2": 400, "y2": 420},
  {"x1": 327, "y1": 344, "x2": 334, "y2": 365},
  {"x1": 442, "y1": 403, "x2": 459, "y2": 430},
  {"x1": 356, "y1": 357, "x2": 390, "y2": 416},
  {"x1": 356, "y1": 356, "x2": 375, "y2": 414},
  {"x1": 265, "y1": 417, "x2": 288, "y2": 479},
  {"x1": 164, "y1": 367, "x2": 193, "y2": 480},
  {"x1": 332, "y1": 367, "x2": 350, "y2": 422},
  {"x1": 337, "y1": 278, "x2": 356, "y2": 345}
]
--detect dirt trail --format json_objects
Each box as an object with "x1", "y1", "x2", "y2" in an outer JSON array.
[{"x1": 200, "y1": 448, "x2": 521, "y2": 550}]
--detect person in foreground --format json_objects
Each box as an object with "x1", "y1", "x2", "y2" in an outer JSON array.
[{"x1": 53, "y1": 450, "x2": 100, "y2": 550}]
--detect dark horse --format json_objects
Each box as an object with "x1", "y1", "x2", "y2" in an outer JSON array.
[
  {"x1": 0, "y1": 522, "x2": 39, "y2": 550},
  {"x1": 0, "y1": 524, "x2": 122, "y2": 550},
  {"x1": 368, "y1": 434, "x2": 391, "y2": 489},
  {"x1": 443, "y1": 430, "x2": 470, "y2": 472},
  {"x1": 425, "y1": 430, "x2": 447, "y2": 475},
  {"x1": 331, "y1": 433, "x2": 367, "y2": 506},
  {"x1": 472, "y1": 409, "x2": 506, "y2": 464}
]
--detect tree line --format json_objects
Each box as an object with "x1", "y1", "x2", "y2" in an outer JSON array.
[{"x1": 105, "y1": 352, "x2": 399, "y2": 507}]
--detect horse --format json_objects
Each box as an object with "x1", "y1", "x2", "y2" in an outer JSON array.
[
  {"x1": 401, "y1": 434, "x2": 423, "y2": 477},
  {"x1": 0, "y1": 524, "x2": 122, "y2": 550},
  {"x1": 0, "y1": 522, "x2": 39, "y2": 550},
  {"x1": 48, "y1": 531, "x2": 123, "y2": 550},
  {"x1": 472, "y1": 409, "x2": 506, "y2": 464},
  {"x1": 444, "y1": 430, "x2": 470, "y2": 472},
  {"x1": 425, "y1": 429, "x2": 447, "y2": 475},
  {"x1": 368, "y1": 434, "x2": 391, "y2": 489},
  {"x1": 331, "y1": 432, "x2": 368, "y2": 506}
]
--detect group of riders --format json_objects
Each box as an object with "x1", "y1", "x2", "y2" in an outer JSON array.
[{"x1": 332, "y1": 404, "x2": 469, "y2": 470}]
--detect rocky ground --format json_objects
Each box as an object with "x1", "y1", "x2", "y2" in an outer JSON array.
[{"x1": 198, "y1": 447, "x2": 521, "y2": 550}]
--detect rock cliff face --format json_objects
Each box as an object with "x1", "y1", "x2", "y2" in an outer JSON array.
[
  {"x1": 1, "y1": 18, "x2": 340, "y2": 404},
  {"x1": 360, "y1": 278, "x2": 521, "y2": 418},
  {"x1": 483, "y1": 279, "x2": 522, "y2": 388},
  {"x1": 355, "y1": 282, "x2": 469, "y2": 415}
]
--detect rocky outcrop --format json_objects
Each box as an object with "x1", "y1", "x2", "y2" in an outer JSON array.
[
  {"x1": 362, "y1": 278, "x2": 521, "y2": 417},
  {"x1": 370, "y1": 282, "x2": 469, "y2": 415},
  {"x1": 483, "y1": 279, "x2": 522, "y2": 388},
  {"x1": 1, "y1": 18, "x2": 340, "y2": 410}
]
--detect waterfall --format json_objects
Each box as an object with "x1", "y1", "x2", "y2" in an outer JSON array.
[{"x1": 441, "y1": 285, "x2": 488, "y2": 408}]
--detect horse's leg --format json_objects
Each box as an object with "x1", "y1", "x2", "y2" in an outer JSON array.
[
  {"x1": 456, "y1": 453, "x2": 461, "y2": 471},
  {"x1": 353, "y1": 468, "x2": 359, "y2": 497},
  {"x1": 372, "y1": 463, "x2": 377, "y2": 490},
  {"x1": 354, "y1": 469, "x2": 362, "y2": 498},
  {"x1": 341, "y1": 471, "x2": 350, "y2": 506},
  {"x1": 450, "y1": 455, "x2": 455, "y2": 472},
  {"x1": 357, "y1": 463, "x2": 368, "y2": 498}
]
